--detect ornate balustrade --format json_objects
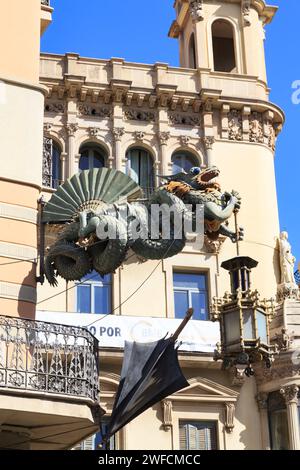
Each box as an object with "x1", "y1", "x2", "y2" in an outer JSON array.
[{"x1": 0, "y1": 315, "x2": 99, "y2": 402}]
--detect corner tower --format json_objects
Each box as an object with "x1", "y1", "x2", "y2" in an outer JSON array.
[
  {"x1": 0, "y1": 0, "x2": 53, "y2": 317},
  {"x1": 169, "y1": 0, "x2": 284, "y2": 298}
]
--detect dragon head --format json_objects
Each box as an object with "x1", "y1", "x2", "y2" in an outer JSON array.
[
  {"x1": 189, "y1": 166, "x2": 220, "y2": 191},
  {"x1": 162, "y1": 166, "x2": 221, "y2": 196}
]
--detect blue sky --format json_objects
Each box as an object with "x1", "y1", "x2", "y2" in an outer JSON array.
[{"x1": 42, "y1": 0, "x2": 300, "y2": 266}]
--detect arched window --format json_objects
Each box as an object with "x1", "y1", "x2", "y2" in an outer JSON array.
[
  {"x1": 76, "y1": 271, "x2": 112, "y2": 315},
  {"x1": 212, "y1": 20, "x2": 236, "y2": 73},
  {"x1": 79, "y1": 144, "x2": 106, "y2": 171},
  {"x1": 189, "y1": 33, "x2": 197, "y2": 69},
  {"x1": 126, "y1": 148, "x2": 155, "y2": 197},
  {"x1": 52, "y1": 143, "x2": 62, "y2": 189},
  {"x1": 172, "y1": 151, "x2": 198, "y2": 174},
  {"x1": 42, "y1": 137, "x2": 62, "y2": 189}
]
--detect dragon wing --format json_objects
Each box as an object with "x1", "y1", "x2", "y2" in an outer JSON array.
[{"x1": 42, "y1": 168, "x2": 143, "y2": 224}]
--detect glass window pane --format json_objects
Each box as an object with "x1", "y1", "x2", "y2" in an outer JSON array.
[
  {"x1": 191, "y1": 292, "x2": 208, "y2": 321},
  {"x1": 77, "y1": 285, "x2": 91, "y2": 313},
  {"x1": 173, "y1": 273, "x2": 206, "y2": 290},
  {"x1": 270, "y1": 410, "x2": 289, "y2": 450},
  {"x1": 174, "y1": 290, "x2": 189, "y2": 319},
  {"x1": 224, "y1": 311, "x2": 240, "y2": 344},
  {"x1": 92, "y1": 151, "x2": 105, "y2": 169},
  {"x1": 172, "y1": 152, "x2": 197, "y2": 174},
  {"x1": 243, "y1": 309, "x2": 255, "y2": 339},
  {"x1": 256, "y1": 310, "x2": 268, "y2": 343},
  {"x1": 79, "y1": 152, "x2": 89, "y2": 171},
  {"x1": 94, "y1": 286, "x2": 111, "y2": 315}
]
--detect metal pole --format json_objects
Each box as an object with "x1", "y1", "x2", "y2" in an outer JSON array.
[
  {"x1": 234, "y1": 211, "x2": 240, "y2": 257},
  {"x1": 172, "y1": 308, "x2": 194, "y2": 342}
]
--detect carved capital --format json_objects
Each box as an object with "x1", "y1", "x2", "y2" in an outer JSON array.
[
  {"x1": 280, "y1": 385, "x2": 299, "y2": 405},
  {"x1": 158, "y1": 131, "x2": 171, "y2": 146},
  {"x1": 256, "y1": 392, "x2": 268, "y2": 410},
  {"x1": 112, "y1": 127, "x2": 125, "y2": 142},
  {"x1": 161, "y1": 400, "x2": 173, "y2": 431},
  {"x1": 66, "y1": 123, "x2": 78, "y2": 137},
  {"x1": 225, "y1": 403, "x2": 235, "y2": 433},
  {"x1": 203, "y1": 136, "x2": 215, "y2": 150},
  {"x1": 189, "y1": 1, "x2": 204, "y2": 22}
]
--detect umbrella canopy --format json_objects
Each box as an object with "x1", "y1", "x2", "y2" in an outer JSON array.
[{"x1": 105, "y1": 309, "x2": 194, "y2": 441}]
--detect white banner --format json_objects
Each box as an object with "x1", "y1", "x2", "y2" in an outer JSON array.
[{"x1": 36, "y1": 311, "x2": 220, "y2": 353}]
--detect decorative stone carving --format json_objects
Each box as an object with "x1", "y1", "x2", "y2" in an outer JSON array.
[
  {"x1": 124, "y1": 108, "x2": 155, "y2": 122},
  {"x1": 229, "y1": 364, "x2": 247, "y2": 387},
  {"x1": 225, "y1": 403, "x2": 235, "y2": 433},
  {"x1": 42, "y1": 136, "x2": 53, "y2": 188},
  {"x1": 66, "y1": 123, "x2": 78, "y2": 137},
  {"x1": 112, "y1": 127, "x2": 125, "y2": 142},
  {"x1": 45, "y1": 102, "x2": 65, "y2": 114},
  {"x1": 158, "y1": 132, "x2": 171, "y2": 146},
  {"x1": 161, "y1": 400, "x2": 173, "y2": 431},
  {"x1": 254, "y1": 355, "x2": 300, "y2": 385},
  {"x1": 179, "y1": 135, "x2": 190, "y2": 147},
  {"x1": 249, "y1": 112, "x2": 264, "y2": 143},
  {"x1": 277, "y1": 231, "x2": 299, "y2": 302},
  {"x1": 268, "y1": 123, "x2": 276, "y2": 151},
  {"x1": 256, "y1": 392, "x2": 268, "y2": 410},
  {"x1": 89, "y1": 127, "x2": 101, "y2": 138},
  {"x1": 204, "y1": 235, "x2": 226, "y2": 254},
  {"x1": 228, "y1": 110, "x2": 243, "y2": 141},
  {"x1": 134, "y1": 131, "x2": 146, "y2": 142},
  {"x1": 202, "y1": 136, "x2": 215, "y2": 150},
  {"x1": 189, "y1": 1, "x2": 204, "y2": 22},
  {"x1": 78, "y1": 104, "x2": 111, "y2": 118},
  {"x1": 169, "y1": 112, "x2": 201, "y2": 126},
  {"x1": 274, "y1": 328, "x2": 294, "y2": 351},
  {"x1": 241, "y1": 0, "x2": 251, "y2": 26},
  {"x1": 43, "y1": 123, "x2": 52, "y2": 134},
  {"x1": 280, "y1": 385, "x2": 299, "y2": 405}
]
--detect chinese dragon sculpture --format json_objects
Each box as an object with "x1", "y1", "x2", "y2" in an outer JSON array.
[{"x1": 43, "y1": 167, "x2": 243, "y2": 286}]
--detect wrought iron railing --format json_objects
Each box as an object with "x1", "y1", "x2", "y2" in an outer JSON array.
[
  {"x1": 295, "y1": 270, "x2": 300, "y2": 286},
  {"x1": 0, "y1": 315, "x2": 99, "y2": 401}
]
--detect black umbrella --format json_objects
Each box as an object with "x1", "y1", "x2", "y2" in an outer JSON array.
[{"x1": 103, "y1": 309, "x2": 194, "y2": 444}]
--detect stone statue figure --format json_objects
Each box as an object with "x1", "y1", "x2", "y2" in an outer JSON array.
[{"x1": 279, "y1": 231, "x2": 296, "y2": 285}]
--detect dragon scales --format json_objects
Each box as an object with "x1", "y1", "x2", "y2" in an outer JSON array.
[{"x1": 42, "y1": 167, "x2": 243, "y2": 286}]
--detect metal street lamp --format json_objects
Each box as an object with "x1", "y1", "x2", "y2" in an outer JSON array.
[{"x1": 211, "y1": 256, "x2": 278, "y2": 377}]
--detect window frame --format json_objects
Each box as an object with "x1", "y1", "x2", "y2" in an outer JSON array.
[
  {"x1": 126, "y1": 147, "x2": 155, "y2": 196},
  {"x1": 171, "y1": 151, "x2": 198, "y2": 174},
  {"x1": 173, "y1": 271, "x2": 209, "y2": 321},
  {"x1": 79, "y1": 145, "x2": 106, "y2": 171},
  {"x1": 179, "y1": 420, "x2": 219, "y2": 451},
  {"x1": 75, "y1": 272, "x2": 112, "y2": 315}
]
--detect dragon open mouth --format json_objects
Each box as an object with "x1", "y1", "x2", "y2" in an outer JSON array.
[{"x1": 194, "y1": 166, "x2": 220, "y2": 189}]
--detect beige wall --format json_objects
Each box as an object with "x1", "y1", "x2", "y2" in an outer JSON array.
[{"x1": 0, "y1": 0, "x2": 41, "y2": 83}]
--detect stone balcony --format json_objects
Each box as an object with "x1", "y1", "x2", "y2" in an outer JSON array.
[
  {"x1": 41, "y1": 0, "x2": 53, "y2": 35},
  {"x1": 0, "y1": 315, "x2": 102, "y2": 450}
]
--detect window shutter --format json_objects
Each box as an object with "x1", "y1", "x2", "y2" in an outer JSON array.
[
  {"x1": 179, "y1": 425, "x2": 187, "y2": 450},
  {"x1": 186, "y1": 424, "x2": 199, "y2": 450},
  {"x1": 83, "y1": 435, "x2": 95, "y2": 450}
]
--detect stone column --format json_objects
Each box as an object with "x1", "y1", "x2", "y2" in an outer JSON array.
[
  {"x1": 60, "y1": 152, "x2": 68, "y2": 182},
  {"x1": 256, "y1": 392, "x2": 271, "y2": 450},
  {"x1": 158, "y1": 132, "x2": 170, "y2": 175},
  {"x1": 203, "y1": 136, "x2": 215, "y2": 167},
  {"x1": 280, "y1": 385, "x2": 300, "y2": 450},
  {"x1": 66, "y1": 123, "x2": 78, "y2": 178},
  {"x1": 113, "y1": 127, "x2": 125, "y2": 171}
]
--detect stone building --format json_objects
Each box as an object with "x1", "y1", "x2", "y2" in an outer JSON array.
[{"x1": 0, "y1": 0, "x2": 300, "y2": 450}]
